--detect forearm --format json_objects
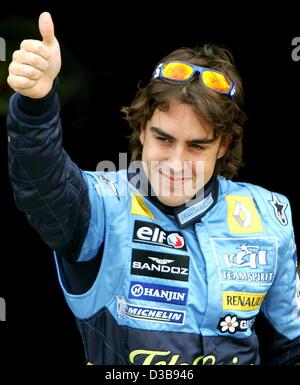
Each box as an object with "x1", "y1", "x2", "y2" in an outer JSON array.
[{"x1": 7, "y1": 81, "x2": 91, "y2": 260}]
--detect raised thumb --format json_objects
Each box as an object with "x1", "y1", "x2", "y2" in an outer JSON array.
[{"x1": 39, "y1": 12, "x2": 55, "y2": 45}]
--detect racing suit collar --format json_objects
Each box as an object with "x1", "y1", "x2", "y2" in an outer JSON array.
[{"x1": 127, "y1": 165, "x2": 219, "y2": 229}]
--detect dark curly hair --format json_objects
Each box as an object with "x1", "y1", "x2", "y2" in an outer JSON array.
[{"x1": 121, "y1": 43, "x2": 247, "y2": 179}]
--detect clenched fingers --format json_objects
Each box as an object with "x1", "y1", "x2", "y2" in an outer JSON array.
[
  {"x1": 9, "y1": 61, "x2": 44, "y2": 81},
  {"x1": 20, "y1": 39, "x2": 50, "y2": 60},
  {"x1": 7, "y1": 74, "x2": 36, "y2": 90},
  {"x1": 12, "y1": 50, "x2": 48, "y2": 72}
]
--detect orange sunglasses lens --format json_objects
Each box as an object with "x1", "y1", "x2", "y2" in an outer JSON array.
[
  {"x1": 202, "y1": 70, "x2": 232, "y2": 93},
  {"x1": 162, "y1": 62, "x2": 194, "y2": 80}
]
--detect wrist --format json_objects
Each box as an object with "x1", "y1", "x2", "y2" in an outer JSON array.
[{"x1": 18, "y1": 77, "x2": 59, "y2": 116}]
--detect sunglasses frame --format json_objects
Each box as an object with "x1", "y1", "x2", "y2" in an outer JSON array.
[{"x1": 152, "y1": 60, "x2": 236, "y2": 100}]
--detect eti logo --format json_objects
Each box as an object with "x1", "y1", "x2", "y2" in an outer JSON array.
[
  {"x1": 224, "y1": 244, "x2": 267, "y2": 269},
  {"x1": 211, "y1": 237, "x2": 277, "y2": 286},
  {"x1": 291, "y1": 37, "x2": 300, "y2": 62}
]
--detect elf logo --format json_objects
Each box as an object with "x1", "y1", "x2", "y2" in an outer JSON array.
[{"x1": 133, "y1": 220, "x2": 186, "y2": 250}]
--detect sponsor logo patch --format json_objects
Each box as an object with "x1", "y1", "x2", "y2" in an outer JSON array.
[
  {"x1": 131, "y1": 249, "x2": 189, "y2": 282},
  {"x1": 269, "y1": 192, "x2": 288, "y2": 226},
  {"x1": 133, "y1": 220, "x2": 186, "y2": 250},
  {"x1": 224, "y1": 244, "x2": 267, "y2": 269},
  {"x1": 226, "y1": 196, "x2": 264, "y2": 234},
  {"x1": 178, "y1": 193, "x2": 214, "y2": 225},
  {"x1": 98, "y1": 173, "x2": 120, "y2": 199},
  {"x1": 129, "y1": 281, "x2": 188, "y2": 306},
  {"x1": 129, "y1": 349, "x2": 242, "y2": 365},
  {"x1": 211, "y1": 237, "x2": 277, "y2": 286},
  {"x1": 222, "y1": 291, "x2": 266, "y2": 311},
  {"x1": 116, "y1": 296, "x2": 185, "y2": 325},
  {"x1": 217, "y1": 314, "x2": 256, "y2": 334},
  {"x1": 130, "y1": 194, "x2": 155, "y2": 220}
]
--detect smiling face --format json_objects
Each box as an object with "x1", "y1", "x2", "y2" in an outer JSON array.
[{"x1": 139, "y1": 99, "x2": 230, "y2": 207}]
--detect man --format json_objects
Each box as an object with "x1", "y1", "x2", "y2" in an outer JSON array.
[{"x1": 6, "y1": 12, "x2": 300, "y2": 365}]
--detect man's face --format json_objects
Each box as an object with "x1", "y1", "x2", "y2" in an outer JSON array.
[{"x1": 139, "y1": 99, "x2": 229, "y2": 207}]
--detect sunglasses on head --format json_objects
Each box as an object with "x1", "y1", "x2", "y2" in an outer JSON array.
[{"x1": 152, "y1": 60, "x2": 236, "y2": 100}]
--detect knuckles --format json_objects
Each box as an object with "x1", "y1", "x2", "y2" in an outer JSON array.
[
  {"x1": 20, "y1": 39, "x2": 49, "y2": 58},
  {"x1": 11, "y1": 48, "x2": 48, "y2": 71},
  {"x1": 25, "y1": 67, "x2": 36, "y2": 79},
  {"x1": 12, "y1": 50, "x2": 21, "y2": 62}
]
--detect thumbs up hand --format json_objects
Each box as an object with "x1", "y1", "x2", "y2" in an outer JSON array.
[{"x1": 7, "y1": 12, "x2": 61, "y2": 99}]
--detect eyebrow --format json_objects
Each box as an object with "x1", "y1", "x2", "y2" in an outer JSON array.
[{"x1": 150, "y1": 126, "x2": 215, "y2": 145}]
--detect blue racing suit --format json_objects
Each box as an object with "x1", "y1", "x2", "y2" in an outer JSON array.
[{"x1": 6, "y1": 82, "x2": 300, "y2": 365}]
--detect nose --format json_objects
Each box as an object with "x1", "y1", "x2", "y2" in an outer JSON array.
[{"x1": 164, "y1": 145, "x2": 190, "y2": 175}]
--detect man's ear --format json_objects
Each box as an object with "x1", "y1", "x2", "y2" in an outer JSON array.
[
  {"x1": 139, "y1": 126, "x2": 145, "y2": 145},
  {"x1": 217, "y1": 135, "x2": 232, "y2": 159}
]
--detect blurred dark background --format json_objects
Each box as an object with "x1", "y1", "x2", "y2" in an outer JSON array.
[{"x1": 0, "y1": 2, "x2": 299, "y2": 367}]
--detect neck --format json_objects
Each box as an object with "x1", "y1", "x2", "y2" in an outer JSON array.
[{"x1": 127, "y1": 165, "x2": 219, "y2": 228}]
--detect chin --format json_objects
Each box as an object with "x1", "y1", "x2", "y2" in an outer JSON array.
[{"x1": 156, "y1": 195, "x2": 191, "y2": 207}]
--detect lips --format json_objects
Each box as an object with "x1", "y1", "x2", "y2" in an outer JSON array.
[{"x1": 159, "y1": 171, "x2": 192, "y2": 184}]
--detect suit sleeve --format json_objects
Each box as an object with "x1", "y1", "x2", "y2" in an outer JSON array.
[
  {"x1": 258, "y1": 202, "x2": 300, "y2": 365},
  {"x1": 6, "y1": 80, "x2": 92, "y2": 261}
]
